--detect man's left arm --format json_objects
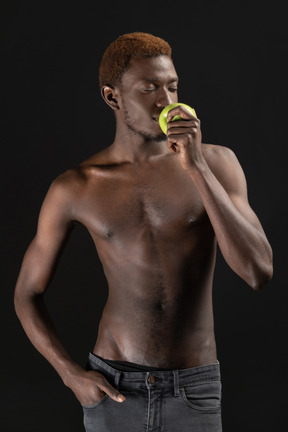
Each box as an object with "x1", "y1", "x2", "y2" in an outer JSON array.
[{"x1": 167, "y1": 106, "x2": 273, "y2": 290}]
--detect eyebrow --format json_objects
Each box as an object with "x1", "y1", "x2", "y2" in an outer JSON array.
[{"x1": 142, "y1": 77, "x2": 179, "y2": 84}]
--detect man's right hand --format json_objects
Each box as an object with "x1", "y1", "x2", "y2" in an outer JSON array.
[{"x1": 67, "y1": 368, "x2": 126, "y2": 406}]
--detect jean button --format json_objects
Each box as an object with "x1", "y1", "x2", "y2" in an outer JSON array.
[{"x1": 148, "y1": 375, "x2": 156, "y2": 384}]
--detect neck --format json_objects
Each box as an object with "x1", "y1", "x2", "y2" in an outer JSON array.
[{"x1": 110, "y1": 123, "x2": 170, "y2": 163}]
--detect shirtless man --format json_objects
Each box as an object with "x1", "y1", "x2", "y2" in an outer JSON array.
[{"x1": 14, "y1": 33, "x2": 273, "y2": 432}]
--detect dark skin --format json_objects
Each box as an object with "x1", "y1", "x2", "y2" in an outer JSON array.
[{"x1": 14, "y1": 55, "x2": 273, "y2": 407}]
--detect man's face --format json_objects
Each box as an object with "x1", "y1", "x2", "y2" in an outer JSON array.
[{"x1": 118, "y1": 55, "x2": 178, "y2": 141}]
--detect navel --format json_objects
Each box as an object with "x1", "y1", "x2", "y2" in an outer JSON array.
[{"x1": 156, "y1": 302, "x2": 167, "y2": 312}]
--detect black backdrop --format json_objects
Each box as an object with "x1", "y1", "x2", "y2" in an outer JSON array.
[{"x1": 2, "y1": 1, "x2": 287, "y2": 431}]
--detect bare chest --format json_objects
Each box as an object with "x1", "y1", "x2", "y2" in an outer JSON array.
[{"x1": 75, "y1": 161, "x2": 208, "y2": 242}]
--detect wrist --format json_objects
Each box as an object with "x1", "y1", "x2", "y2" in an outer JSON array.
[
  {"x1": 186, "y1": 155, "x2": 208, "y2": 177},
  {"x1": 53, "y1": 357, "x2": 85, "y2": 387}
]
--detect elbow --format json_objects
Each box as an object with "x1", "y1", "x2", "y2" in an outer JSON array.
[
  {"x1": 14, "y1": 286, "x2": 37, "y2": 320},
  {"x1": 248, "y1": 262, "x2": 273, "y2": 291}
]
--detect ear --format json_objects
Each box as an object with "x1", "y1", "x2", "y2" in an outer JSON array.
[{"x1": 101, "y1": 86, "x2": 120, "y2": 111}]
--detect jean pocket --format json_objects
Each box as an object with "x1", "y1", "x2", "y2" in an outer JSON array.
[
  {"x1": 81, "y1": 394, "x2": 110, "y2": 409},
  {"x1": 180, "y1": 380, "x2": 222, "y2": 412}
]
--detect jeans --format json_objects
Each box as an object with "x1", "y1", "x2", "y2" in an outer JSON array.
[{"x1": 82, "y1": 353, "x2": 222, "y2": 432}]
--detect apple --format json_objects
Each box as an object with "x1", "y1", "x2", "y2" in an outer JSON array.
[{"x1": 159, "y1": 103, "x2": 197, "y2": 135}]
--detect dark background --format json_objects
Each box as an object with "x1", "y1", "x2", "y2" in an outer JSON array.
[{"x1": 1, "y1": 1, "x2": 287, "y2": 431}]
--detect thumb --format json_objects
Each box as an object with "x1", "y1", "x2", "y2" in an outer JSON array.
[{"x1": 98, "y1": 379, "x2": 125, "y2": 403}]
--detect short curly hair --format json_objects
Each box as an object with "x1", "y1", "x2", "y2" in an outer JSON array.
[{"x1": 99, "y1": 32, "x2": 172, "y2": 88}]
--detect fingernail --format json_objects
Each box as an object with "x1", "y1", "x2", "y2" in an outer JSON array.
[{"x1": 117, "y1": 394, "x2": 125, "y2": 402}]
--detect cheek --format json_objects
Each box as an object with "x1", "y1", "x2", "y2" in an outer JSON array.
[{"x1": 123, "y1": 97, "x2": 151, "y2": 123}]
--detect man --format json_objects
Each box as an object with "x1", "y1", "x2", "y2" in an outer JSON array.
[{"x1": 14, "y1": 33, "x2": 273, "y2": 431}]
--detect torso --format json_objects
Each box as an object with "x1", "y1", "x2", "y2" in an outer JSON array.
[{"x1": 70, "y1": 145, "x2": 220, "y2": 369}]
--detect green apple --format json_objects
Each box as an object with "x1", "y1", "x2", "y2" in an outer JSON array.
[{"x1": 159, "y1": 103, "x2": 197, "y2": 135}]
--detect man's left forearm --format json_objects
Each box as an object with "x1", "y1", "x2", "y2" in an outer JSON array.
[{"x1": 187, "y1": 160, "x2": 273, "y2": 290}]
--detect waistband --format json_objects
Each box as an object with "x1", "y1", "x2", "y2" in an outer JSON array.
[{"x1": 87, "y1": 353, "x2": 221, "y2": 396}]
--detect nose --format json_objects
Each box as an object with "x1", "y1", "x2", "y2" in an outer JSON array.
[{"x1": 155, "y1": 88, "x2": 173, "y2": 109}]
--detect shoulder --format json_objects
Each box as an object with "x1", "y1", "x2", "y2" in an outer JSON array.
[
  {"x1": 202, "y1": 143, "x2": 238, "y2": 166},
  {"x1": 49, "y1": 166, "x2": 88, "y2": 198},
  {"x1": 41, "y1": 165, "x2": 91, "y2": 220},
  {"x1": 202, "y1": 143, "x2": 243, "y2": 174},
  {"x1": 45, "y1": 148, "x2": 113, "y2": 207},
  {"x1": 202, "y1": 143, "x2": 247, "y2": 194},
  {"x1": 50, "y1": 148, "x2": 112, "y2": 195},
  {"x1": 45, "y1": 146, "x2": 124, "y2": 209}
]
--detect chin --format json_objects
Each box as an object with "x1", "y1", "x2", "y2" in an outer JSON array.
[
  {"x1": 154, "y1": 133, "x2": 167, "y2": 142},
  {"x1": 135, "y1": 128, "x2": 166, "y2": 142},
  {"x1": 143, "y1": 125, "x2": 167, "y2": 142},
  {"x1": 127, "y1": 122, "x2": 166, "y2": 142},
  {"x1": 142, "y1": 132, "x2": 166, "y2": 142}
]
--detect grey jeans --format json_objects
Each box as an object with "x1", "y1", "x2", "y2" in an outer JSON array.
[{"x1": 82, "y1": 353, "x2": 223, "y2": 432}]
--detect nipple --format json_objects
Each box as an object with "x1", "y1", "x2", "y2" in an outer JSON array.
[{"x1": 105, "y1": 228, "x2": 113, "y2": 238}]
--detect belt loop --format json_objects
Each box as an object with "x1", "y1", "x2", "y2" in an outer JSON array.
[
  {"x1": 173, "y1": 370, "x2": 180, "y2": 397},
  {"x1": 114, "y1": 371, "x2": 121, "y2": 388}
]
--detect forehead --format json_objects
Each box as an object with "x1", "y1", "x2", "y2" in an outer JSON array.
[{"x1": 121, "y1": 55, "x2": 178, "y2": 85}]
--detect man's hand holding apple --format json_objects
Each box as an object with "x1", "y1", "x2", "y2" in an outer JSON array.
[{"x1": 165, "y1": 105, "x2": 203, "y2": 172}]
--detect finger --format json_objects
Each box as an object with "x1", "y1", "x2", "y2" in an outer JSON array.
[
  {"x1": 167, "y1": 125, "x2": 199, "y2": 135},
  {"x1": 167, "y1": 106, "x2": 197, "y2": 121},
  {"x1": 167, "y1": 134, "x2": 191, "y2": 148},
  {"x1": 167, "y1": 128, "x2": 198, "y2": 141},
  {"x1": 98, "y1": 381, "x2": 126, "y2": 403},
  {"x1": 167, "y1": 119, "x2": 199, "y2": 130},
  {"x1": 167, "y1": 135, "x2": 181, "y2": 153},
  {"x1": 167, "y1": 142, "x2": 178, "y2": 153}
]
